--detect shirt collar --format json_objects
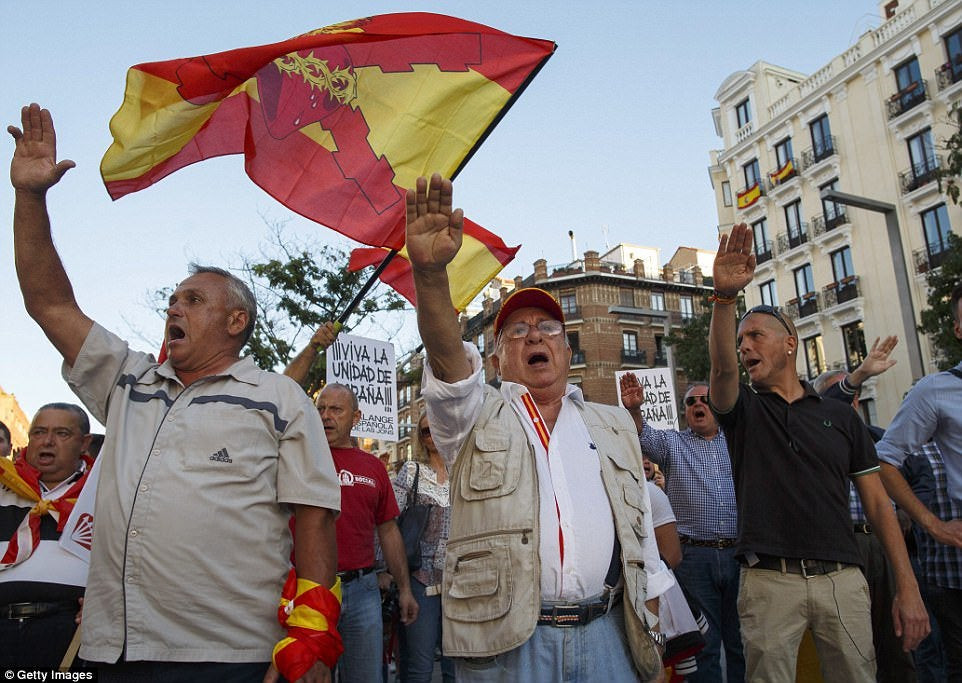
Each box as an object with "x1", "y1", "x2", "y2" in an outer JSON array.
[
  {"x1": 148, "y1": 355, "x2": 262, "y2": 386},
  {"x1": 499, "y1": 380, "x2": 584, "y2": 406}
]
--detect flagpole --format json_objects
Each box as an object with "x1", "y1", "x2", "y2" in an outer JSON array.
[{"x1": 337, "y1": 249, "x2": 398, "y2": 325}]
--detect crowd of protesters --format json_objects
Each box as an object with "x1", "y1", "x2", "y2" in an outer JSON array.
[{"x1": 3, "y1": 103, "x2": 962, "y2": 683}]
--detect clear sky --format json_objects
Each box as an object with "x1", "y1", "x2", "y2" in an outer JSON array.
[{"x1": 1, "y1": 1, "x2": 884, "y2": 426}]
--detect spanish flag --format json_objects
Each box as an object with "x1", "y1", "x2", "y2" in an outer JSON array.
[
  {"x1": 736, "y1": 183, "x2": 761, "y2": 209},
  {"x1": 101, "y1": 13, "x2": 555, "y2": 250},
  {"x1": 348, "y1": 219, "x2": 519, "y2": 311},
  {"x1": 769, "y1": 159, "x2": 795, "y2": 185}
]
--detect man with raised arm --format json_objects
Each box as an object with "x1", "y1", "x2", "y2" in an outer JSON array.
[
  {"x1": 9, "y1": 103, "x2": 341, "y2": 683},
  {"x1": 706, "y1": 222, "x2": 928, "y2": 682},
  {"x1": 621, "y1": 376, "x2": 744, "y2": 683},
  {"x1": 404, "y1": 174, "x2": 672, "y2": 682}
]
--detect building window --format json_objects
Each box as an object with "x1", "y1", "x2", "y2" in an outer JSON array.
[
  {"x1": 802, "y1": 335, "x2": 825, "y2": 380},
  {"x1": 809, "y1": 114, "x2": 833, "y2": 162},
  {"x1": 743, "y1": 158, "x2": 761, "y2": 188},
  {"x1": 831, "y1": 246, "x2": 855, "y2": 282},
  {"x1": 943, "y1": 26, "x2": 962, "y2": 85},
  {"x1": 680, "y1": 295, "x2": 694, "y2": 321},
  {"x1": 568, "y1": 331, "x2": 584, "y2": 364},
  {"x1": 784, "y1": 200, "x2": 806, "y2": 246},
  {"x1": 752, "y1": 218, "x2": 771, "y2": 262},
  {"x1": 650, "y1": 292, "x2": 665, "y2": 311},
  {"x1": 820, "y1": 178, "x2": 844, "y2": 225},
  {"x1": 736, "y1": 98, "x2": 751, "y2": 128},
  {"x1": 775, "y1": 137, "x2": 793, "y2": 168},
  {"x1": 794, "y1": 263, "x2": 815, "y2": 298},
  {"x1": 620, "y1": 288, "x2": 634, "y2": 306},
  {"x1": 922, "y1": 204, "x2": 952, "y2": 266},
  {"x1": 906, "y1": 129, "x2": 937, "y2": 186},
  {"x1": 894, "y1": 56, "x2": 925, "y2": 113},
  {"x1": 654, "y1": 335, "x2": 666, "y2": 366},
  {"x1": 560, "y1": 292, "x2": 577, "y2": 316},
  {"x1": 722, "y1": 181, "x2": 732, "y2": 207},
  {"x1": 842, "y1": 321, "x2": 868, "y2": 371},
  {"x1": 759, "y1": 279, "x2": 778, "y2": 307},
  {"x1": 477, "y1": 333, "x2": 485, "y2": 354},
  {"x1": 622, "y1": 331, "x2": 638, "y2": 352}
]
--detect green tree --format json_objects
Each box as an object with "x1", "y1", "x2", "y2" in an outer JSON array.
[
  {"x1": 151, "y1": 222, "x2": 408, "y2": 395},
  {"x1": 665, "y1": 297, "x2": 749, "y2": 384},
  {"x1": 918, "y1": 231, "x2": 962, "y2": 369},
  {"x1": 937, "y1": 104, "x2": 962, "y2": 205}
]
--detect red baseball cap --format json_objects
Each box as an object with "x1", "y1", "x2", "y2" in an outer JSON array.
[{"x1": 494, "y1": 288, "x2": 565, "y2": 338}]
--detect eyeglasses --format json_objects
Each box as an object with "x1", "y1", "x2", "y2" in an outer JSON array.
[
  {"x1": 740, "y1": 305, "x2": 794, "y2": 337},
  {"x1": 684, "y1": 395, "x2": 709, "y2": 407},
  {"x1": 419, "y1": 427, "x2": 431, "y2": 437},
  {"x1": 499, "y1": 319, "x2": 564, "y2": 341}
]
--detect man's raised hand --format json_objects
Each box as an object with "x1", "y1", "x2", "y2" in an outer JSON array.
[
  {"x1": 713, "y1": 222, "x2": 756, "y2": 297},
  {"x1": 405, "y1": 173, "x2": 464, "y2": 273},
  {"x1": 8, "y1": 103, "x2": 75, "y2": 194}
]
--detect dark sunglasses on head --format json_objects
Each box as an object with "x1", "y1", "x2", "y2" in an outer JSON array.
[
  {"x1": 740, "y1": 304, "x2": 794, "y2": 337},
  {"x1": 420, "y1": 427, "x2": 431, "y2": 437},
  {"x1": 684, "y1": 395, "x2": 709, "y2": 407}
]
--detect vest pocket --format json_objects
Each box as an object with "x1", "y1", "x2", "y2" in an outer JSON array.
[
  {"x1": 623, "y1": 484, "x2": 650, "y2": 540},
  {"x1": 443, "y1": 541, "x2": 512, "y2": 623},
  {"x1": 460, "y1": 431, "x2": 521, "y2": 500}
]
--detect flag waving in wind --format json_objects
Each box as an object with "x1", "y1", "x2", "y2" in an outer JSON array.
[
  {"x1": 101, "y1": 13, "x2": 555, "y2": 250},
  {"x1": 349, "y1": 218, "x2": 519, "y2": 311}
]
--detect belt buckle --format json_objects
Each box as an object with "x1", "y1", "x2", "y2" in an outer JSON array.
[
  {"x1": 800, "y1": 559, "x2": 819, "y2": 579},
  {"x1": 549, "y1": 604, "x2": 579, "y2": 628}
]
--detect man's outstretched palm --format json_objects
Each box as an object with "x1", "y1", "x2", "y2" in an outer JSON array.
[
  {"x1": 405, "y1": 173, "x2": 464, "y2": 273},
  {"x1": 713, "y1": 222, "x2": 756, "y2": 295}
]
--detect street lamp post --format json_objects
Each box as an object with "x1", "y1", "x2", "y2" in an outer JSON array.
[{"x1": 819, "y1": 189, "x2": 925, "y2": 382}]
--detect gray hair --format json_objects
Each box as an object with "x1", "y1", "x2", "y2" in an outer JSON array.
[
  {"x1": 813, "y1": 370, "x2": 847, "y2": 395},
  {"x1": 188, "y1": 263, "x2": 257, "y2": 346},
  {"x1": 320, "y1": 383, "x2": 359, "y2": 412},
  {"x1": 35, "y1": 403, "x2": 90, "y2": 435}
]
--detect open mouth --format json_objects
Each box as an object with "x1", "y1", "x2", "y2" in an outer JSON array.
[
  {"x1": 744, "y1": 358, "x2": 761, "y2": 371},
  {"x1": 692, "y1": 408, "x2": 707, "y2": 419},
  {"x1": 167, "y1": 324, "x2": 186, "y2": 342},
  {"x1": 527, "y1": 352, "x2": 549, "y2": 365}
]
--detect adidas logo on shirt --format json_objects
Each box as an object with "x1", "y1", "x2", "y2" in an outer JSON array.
[{"x1": 209, "y1": 448, "x2": 232, "y2": 463}]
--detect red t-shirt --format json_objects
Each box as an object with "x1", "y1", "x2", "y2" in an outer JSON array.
[{"x1": 332, "y1": 447, "x2": 399, "y2": 571}]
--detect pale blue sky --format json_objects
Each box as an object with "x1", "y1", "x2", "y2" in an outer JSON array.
[{"x1": 1, "y1": 1, "x2": 882, "y2": 424}]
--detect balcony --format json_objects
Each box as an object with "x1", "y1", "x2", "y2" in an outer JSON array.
[
  {"x1": 887, "y1": 79, "x2": 929, "y2": 119},
  {"x1": 914, "y1": 247, "x2": 947, "y2": 274},
  {"x1": 786, "y1": 292, "x2": 821, "y2": 320},
  {"x1": 801, "y1": 136, "x2": 837, "y2": 168},
  {"x1": 823, "y1": 276, "x2": 861, "y2": 308},
  {"x1": 736, "y1": 181, "x2": 764, "y2": 209},
  {"x1": 768, "y1": 159, "x2": 798, "y2": 188},
  {"x1": 811, "y1": 209, "x2": 850, "y2": 237},
  {"x1": 560, "y1": 305, "x2": 582, "y2": 320},
  {"x1": 653, "y1": 351, "x2": 667, "y2": 367},
  {"x1": 777, "y1": 224, "x2": 810, "y2": 252},
  {"x1": 754, "y1": 239, "x2": 775, "y2": 265},
  {"x1": 621, "y1": 349, "x2": 647, "y2": 365},
  {"x1": 936, "y1": 60, "x2": 962, "y2": 91},
  {"x1": 898, "y1": 156, "x2": 942, "y2": 194},
  {"x1": 571, "y1": 349, "x2": 586, "y2": 365}
]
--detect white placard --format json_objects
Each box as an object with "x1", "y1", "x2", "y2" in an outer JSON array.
[
  {"x1": 614, "y1": 367, "x2": 678, "y2": 430},
  {"x1": 326, "y1": 333, "x2": 398, "y2": 441}
]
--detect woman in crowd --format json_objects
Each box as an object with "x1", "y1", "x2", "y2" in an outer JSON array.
[{"x1": 392, "y1": 413, "x2": 454, "y2": 682}]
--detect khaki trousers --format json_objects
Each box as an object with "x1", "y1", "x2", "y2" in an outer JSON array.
[{"x1": 738, "y1": 565, "x2": 876, "y2": 683}]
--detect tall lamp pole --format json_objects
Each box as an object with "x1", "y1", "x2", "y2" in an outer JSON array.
[{"x1": 819, "y1": 189, "x2": 925, "y2": 381}]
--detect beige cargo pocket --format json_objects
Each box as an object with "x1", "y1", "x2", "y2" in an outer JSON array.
[
  {"x1": 461, "y1": 429, "x2": 521, "y2": 500},
  {"x1": 443, "y1": 544, "x2": 512, "y2": 623},
  {"x1": 623, "y1": 484, "x2": 650, "y2": 540}
]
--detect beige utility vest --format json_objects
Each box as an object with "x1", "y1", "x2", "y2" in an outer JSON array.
[{"x1": 441, "y1": 386, "x2": 656, "y2": 658}]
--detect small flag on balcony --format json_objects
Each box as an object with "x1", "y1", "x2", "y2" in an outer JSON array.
[
  {"x1": 769, "y1": 159, "x2": 795, "y2": 185},
  {"x1": 736, "y1": 183, "x2": 761, "y2": 209}
]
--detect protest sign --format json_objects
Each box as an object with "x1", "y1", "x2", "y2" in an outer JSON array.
[
  {"x1": 614, "y1": 367, "x2": 678, "y2": 430},
  {"x1": 327, "y1": 333, "x2": 398, "y2": 441}
]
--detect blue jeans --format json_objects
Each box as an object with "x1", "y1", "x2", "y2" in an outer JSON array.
[
  {"x1": 400, "y1": 578, "x2": 454, "y2": 682},
  {"x1": 674, "y1": 544, "x2": 745, "y2": 683},
  {"x1": 453, "y1": 602, "x2": 634, "y2": 682},
  {"x1": 336, "y1": 571, "x2": 382, "y2": 683}
]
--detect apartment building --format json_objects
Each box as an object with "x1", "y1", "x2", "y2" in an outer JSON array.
[{"x1": 708, "y1": 0, "x2": 962, "y2": 423}]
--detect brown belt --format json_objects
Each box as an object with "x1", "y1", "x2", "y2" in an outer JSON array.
[{"x1": 749, "y1": 555, "x2": 853, "y2": 578}]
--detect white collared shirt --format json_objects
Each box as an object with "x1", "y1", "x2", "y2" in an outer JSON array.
[{"x1": 423, "y1": 343, "x2": 616, "y2": 601}]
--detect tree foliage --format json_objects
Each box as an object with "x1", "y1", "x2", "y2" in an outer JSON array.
[
  {"x1": 937, "y1": 104, "x2": 962, "y2": 205},
  {"x1": 152, "y1": 221, "x2": 408, "y2": 395},
  {"x1": 918, "y1": 232, "x2": 962, "y2": 370},
  {"x1": 665, "y1": 298, "x2": 749, "y2": 385}
]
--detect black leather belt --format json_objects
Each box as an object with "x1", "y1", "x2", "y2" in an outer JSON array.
[
  {"x1": 749, "y1": 555, "x2": 852, "y2": 578},
  {"x1": 680, "y1": 535, "x2": 737, "y2": 549},
  {"x1": 337, "y1": 566, "x2": 375, "y2": 583},
  {"x1": 0, "y1": 601, "x2": 74, "y2": 620},
  {"x1": 538, "y1": 593, "x2": 622, "y2": 628},
  {"x1": 853, "y1": 523, "x2": 872, "y2": 534}
]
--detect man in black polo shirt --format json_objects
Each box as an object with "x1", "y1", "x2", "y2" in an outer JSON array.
[{"x1": 706, "y1": 222, "x2": 928, "y2": 682}]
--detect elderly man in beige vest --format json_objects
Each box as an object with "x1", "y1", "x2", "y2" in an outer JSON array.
[{"x1": 404, "y1": 174, "x2": 672, "y2": 682}]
